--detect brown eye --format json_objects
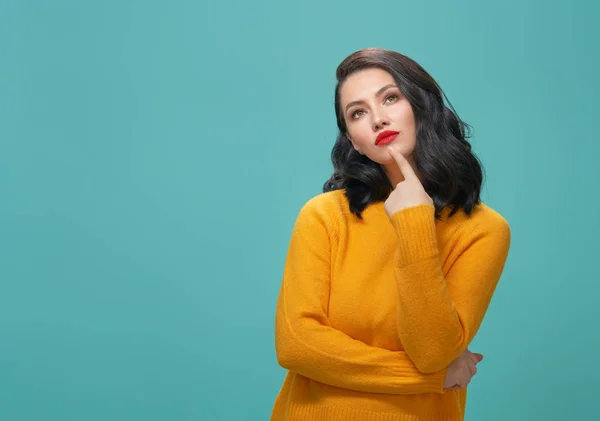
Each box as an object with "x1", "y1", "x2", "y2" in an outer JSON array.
[{"x1": 385, "y1": 94, "x2": 399, "y2": 103}]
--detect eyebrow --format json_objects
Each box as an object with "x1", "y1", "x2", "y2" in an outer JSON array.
[{"x1": 344, "y1": 84, "x2": 398, "y2": 112}]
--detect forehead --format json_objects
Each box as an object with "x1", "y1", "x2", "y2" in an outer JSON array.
[{"x1": 340, "y1": 68, "x2": 396, "y2": 103}]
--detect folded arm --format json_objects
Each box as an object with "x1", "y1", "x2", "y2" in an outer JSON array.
[
  {"x1": 389, "y1": 204, "x2": 511, "y2": 373},
  {"x1": 275, "y1": 199, "x2": 448, "y2": 394}
]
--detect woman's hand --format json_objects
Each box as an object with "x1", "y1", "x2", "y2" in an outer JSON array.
[
  {"x1": 443, "y1": 349, "x2": 484, "y2": 390},
  {"x1": 384, "y1": 146, "x2": 433, "y2": 217}
]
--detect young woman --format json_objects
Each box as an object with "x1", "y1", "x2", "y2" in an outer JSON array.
[{"x1": 270, "y1": 48, "x2": 511, "y2": 421}]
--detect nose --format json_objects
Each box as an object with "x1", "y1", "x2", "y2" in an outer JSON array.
[{"x1": 371, "y1": 109, "x2": 390, "y2": 131}]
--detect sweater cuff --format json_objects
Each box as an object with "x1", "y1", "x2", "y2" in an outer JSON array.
[{"x1": 389, "y1": 204, "x2": 439, "y2": 266}]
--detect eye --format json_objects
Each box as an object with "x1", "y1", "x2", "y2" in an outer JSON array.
[
  {"x1": 385, "y1": 94, "x2": 399, "y2": 103},
  {"x1": 351, "y1": 109, "x2": 365, "y2": 119}
]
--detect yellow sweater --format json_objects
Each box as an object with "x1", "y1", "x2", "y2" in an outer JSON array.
[{"x1": 270, "y1": 189, "x2": 511, "y2": 421}]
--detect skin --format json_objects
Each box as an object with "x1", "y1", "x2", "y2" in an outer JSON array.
[
  {"x1": 340, "y1": 67, "x2": 420, "y2": 186},
  {"x1": 340, "y1": 68, "x2": 484, "y2": 390},
  {"x1": 445, "y1": 351, "x2": 484, "y2": 390}
]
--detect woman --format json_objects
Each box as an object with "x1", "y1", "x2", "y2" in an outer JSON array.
[{"x1": 270, "y1": 48, "x2": 511, "y2": 421}]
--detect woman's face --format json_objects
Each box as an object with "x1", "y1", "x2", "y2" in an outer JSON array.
[{"x1": 339, "y1": 68, "x2": 417, "y2": 170}]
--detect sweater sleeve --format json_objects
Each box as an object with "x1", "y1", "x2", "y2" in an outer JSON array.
[
  {"x1": 274, "y1": 198, "x2": 447, "y2": 395},
  {"x1": 389, "y1": 204, "x2": 511, "y2": 373}
]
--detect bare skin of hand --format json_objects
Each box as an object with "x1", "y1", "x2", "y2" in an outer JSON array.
[
  {"x1": 384, "y1": 146, "x2": 433, "y2": 217},
  {"x1": 443, "y1": 349, "x2": 484, "y2": 390}
]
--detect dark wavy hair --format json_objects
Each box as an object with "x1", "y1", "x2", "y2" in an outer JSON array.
[{"x1": 323, "y1": 48, "x2": 484, "y2": 220}]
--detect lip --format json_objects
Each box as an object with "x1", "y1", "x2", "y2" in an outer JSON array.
[{"x1": 375, "y1": 130, "x2": 400, "y2": 145}]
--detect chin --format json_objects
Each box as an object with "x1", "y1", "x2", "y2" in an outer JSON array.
[
  {"x1": 367, "y1": 154, "x2": 396, "y2": 165},
  {"x1": 371, "y1": 146, "x2": 407, "y2": 160}
]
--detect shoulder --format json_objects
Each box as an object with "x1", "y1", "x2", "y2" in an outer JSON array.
[
  {"x1": 294, "y1": 189, "x2": 349, "y2": 234},
  {"x1": 442, "y1": 202, "x2": 511, "y2": 242},
  {"x1": 470, "y1": 202, "x2": 510, "y2": 236},
  {"x1": 298, "y1": 189, "x2": 349, "y2": 219},
  {"x1": 434, "y1": 203, "x2": 512, "y2": 266}
]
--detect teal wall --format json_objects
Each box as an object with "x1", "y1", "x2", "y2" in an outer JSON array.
[{"x1": 1, "y1": 0, "x2": 598, "y2": 420}]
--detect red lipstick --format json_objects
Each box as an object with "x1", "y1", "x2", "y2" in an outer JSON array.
[{"x1": 375, "y1": 130, "x2": 400, "y2": 146}]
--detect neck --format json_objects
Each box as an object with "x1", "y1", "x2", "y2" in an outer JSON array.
[
  {"x1": 383, "y1": 163, "x2": 404, "y2": 186},
  {"x1": 382, "y1": 154, "x2": 420, "y2": 186}
]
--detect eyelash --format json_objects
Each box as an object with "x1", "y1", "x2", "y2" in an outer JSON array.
[{"x1": 350, "y1": 94, "x2": 399, "y2": 119}]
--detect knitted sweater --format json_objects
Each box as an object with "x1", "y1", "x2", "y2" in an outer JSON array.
[{"x1": 270, "y1": 189, "x2": 511, "y2": 421}]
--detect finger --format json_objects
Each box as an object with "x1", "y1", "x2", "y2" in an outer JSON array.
[
  {"x1": 465, "y1": 363, "x2": 475, "y2": 379},
  {"x1": 464, "y1": 352, "x2": 476, "y2": 367},
  {"x1": 387, "y1": 146, "x2": 418, "y2": 182},
  {"x1": 470, "y1": 364, "x2": 478, "y2": 377},
  {"x1": 467, "y1": 351, "x2": 483, "y2": 364}
]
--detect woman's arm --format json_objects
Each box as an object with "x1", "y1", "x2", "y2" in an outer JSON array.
[
  {"x1": 389, "y1": 204, "x2": 511, "y2": 373},
  {"x1": 275, "y1": 198, "x2": 448, "y2": 395}
]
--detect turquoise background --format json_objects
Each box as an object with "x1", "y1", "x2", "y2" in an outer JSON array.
[{"x1": 1, "y1": 0, "x2": 598, "y2": 420}]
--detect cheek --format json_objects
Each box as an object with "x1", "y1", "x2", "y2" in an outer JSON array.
[
  {"x1": 348, "y1": 123, "x2": 370, "y2": 145},
  {"x1": 392, "y1": 102, "x2": 415, "y2": 127}
]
